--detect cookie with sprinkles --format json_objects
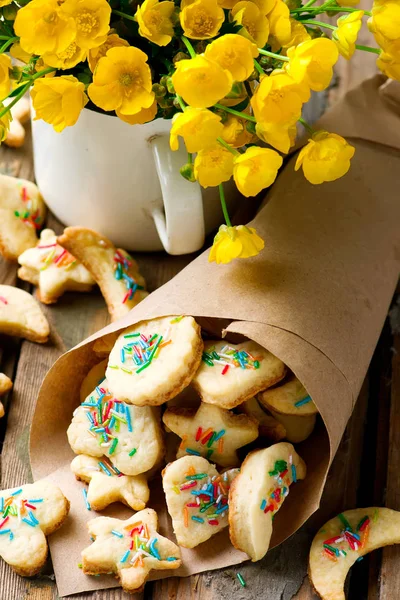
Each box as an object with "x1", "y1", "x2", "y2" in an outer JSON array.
[
  {"x1": 258, "y1": 374, "x2": 318, "y2": 443},
  {"x1": 193, "y1": 340, "x2": 286, "y2": 409},
  {"x1": 18, "y1": 229, "x2": 95, "y2": 304},
  {"x1": 57, "y1": 227, "x2": 148, "y2": 321},
  {"x1": 81, "y1": 508, "x2": 181, "y2": 593},
  {"x1": 309, "y1": 508, "x2": 400, "y2": 600},
  {"x1": 229, "y1": 442, "x2": 306, "y2": 561},
  {"x1": 0, "y1": 285, "x2": 50, "y2": 343},
  {"x1": 92, "y1": 332, "x2": 119, "y2": 357},
  {"x1": 105, "y1": 316, "x2": 203, "y2": 406},
  {"x1": 0, "y1": 373, "x2": 12, "y2": 418},
  {"x1": 80, "y1": 359, "x2": 108, "y2": 403},
  {"x1": 162, "y1": 455, "x2": 239, "y2": 548},
  {"x1": 67, "y1": 383, "x2": 164, "y2": 476},
  {"x1": 71, "y1": 454, "x2": 150, "y2": 511},
  {"x1": 0, "y1": 174, "x2": 46, "y2": 262},
  {"x1": 0, "y1": 480, "x2": 69, "y2": 576},
  {"x1": 238, "y1": 397, "x2": 286, "y2": 442},
  {"x1": 163, "y1": 402, "x2": 259, "y2": 467}
]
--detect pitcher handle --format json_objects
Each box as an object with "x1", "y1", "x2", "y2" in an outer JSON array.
[{"x1": 149, "y1": 134, "x2": 205, "y2": 255}]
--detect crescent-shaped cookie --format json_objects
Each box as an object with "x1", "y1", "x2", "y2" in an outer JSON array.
[{"x1": 0, "y1": 285, "x2": 50, "y2": 343}]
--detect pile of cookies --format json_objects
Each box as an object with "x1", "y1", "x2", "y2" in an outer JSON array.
[{"x1": 63, "y1": 315, "x2": 317, "y2": 592}]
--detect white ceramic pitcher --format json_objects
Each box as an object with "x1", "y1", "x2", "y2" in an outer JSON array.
[{"x1": 31, "y1": 108, "x2": 239, "y2": 254}]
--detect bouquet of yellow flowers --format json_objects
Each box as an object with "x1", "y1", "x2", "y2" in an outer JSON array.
[{"x1": 0, "y1": 0, "x2": 397, "y2": 263}]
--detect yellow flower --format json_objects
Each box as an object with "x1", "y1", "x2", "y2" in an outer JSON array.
[
  {"x1": 282, "y1": 18, "x2": 310, "y2": 49},
  {"x1": 172, "y1": 55, "x2": 232, "y2": 108},
  {"x1": 61, "y1": 0, "x2": 111, "y2": 50},
  {"x1": 42, "y1": 41, "x2": 87, "y2": 69},
  {"x1": 221, "y1": 114, "x2": 254, "y2": 148},
  {"x1": 180, "y1": 0, "x2": 224, "y2": 40},
  {"x1": 204, "y1": 34, "x2": 258, "y2": 82},
  {"x1": 267, "y1": 0, "x2": 291, "y2": 50},
  {"x1": 170, "y1": 107, "x2": 223, "y2": 152},
  {"x1": 194, "y1": 144, "x2": 234, "y2": 187},
  {"x1": 333, "y1": 11, "x2": 364, "y2": 60},
  {"x1": 10, "y1": 42, "x2": 32, "y2": 64},
  {"x1": 31, "y1": 75, "x2": 88, "y2": 133},
  {"x1": 376, "y1": 42, "x2": 400, "y2": 81},
  {"x1": 295, "y1": 131, "x2": 355, "y2": 185},
  {"x1": 0, "y1": 0, "x2": 13, "y2": 7},
  {"x1": 136, "y1": 0, "x2": 175, "y2": 46},
  {"x1": 116, "y1": 100, "x2": 158, "y2": 124},
  {"x1": 88, "y1": 33, "x2": 129, "y2": 72},
  {"x1": 14, "y1": 0, "x2": 76, "y2": 55},
  {"x1": 0, "y1": 55, "x2": 11, "y2": 100},
  {"x1": 233, "y1": 146, "x2": 282, "y2": 197},
  {"x1": 209, "y1": 224, "x2": 264, "y2": 264},
  {"x1": 88, "y1": 47, "x2": 155, "y2": 116},
  {"x1": 368, "y1": 0, "x2": 400, "y2": 50},
  {"x1": 231, "y1": 2, "x2": 270, "y2": 48},
  {"x1": 255, "y1": 120, "x2": 296, "y2": 153},
  {"x1": 251, "y1": 70, "x2": 309, "y2": 126},
  {"x1": 286, "y1": 38, "x2": 339, "y2": 92}
]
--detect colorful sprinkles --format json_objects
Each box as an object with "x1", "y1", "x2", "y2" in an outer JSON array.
[
  {"x1": 14, "y1": 185, "x2": 43, "y2": 230},
  {"x1": 77, "y1": 386, "x2": 134, "y2": 462},
  {"x1": 112, "y1": 520, "x2": 177, "y2": 567},
  {"x1": 37, "y1": 242, "x2": 77, "y2": 271},
  {"x1": 259, "y1": 457, "x2": 297, "y2": 516},
  {"x1": 111, "y1": 327, "x2": 173, "y2": 375},
  {"x1": 202, "y1": 344, "x2": 263, "y2": 375},
  {"x1": 182, "y1": 426, "x2": 226, "y2": 459},
  {"x1": 176, "y1": 466, "x2": 233, "y2": 529},
  {"x1": 294, "y1": 395, "x2": 312, "y2": 408},
  {"x1": 321, "y1": 512, "x2": 373, "y2": 560},
  {"x1": 0, "y1": 491, "x2": 43, "y2": 540},
  {"x1": 113, "y1": 250, "x2": 145, "y2": 305}
]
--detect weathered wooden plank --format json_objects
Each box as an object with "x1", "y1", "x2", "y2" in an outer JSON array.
[{"x1": 377, "y1": 333, "x2": 400, "y2": 600}]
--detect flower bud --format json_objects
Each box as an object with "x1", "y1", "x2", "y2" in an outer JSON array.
[
  {"x1": 152, "y1": 83, "x2": 166, "y2": 98},
  {"x1": 180, "y1": 162, "x2": 196, "y2": 182},
  {"x1": 166, "y1": 76, "x2": 175, "y2": 94},
  {"x1": 173, "y1": 52, "x2": 189, "y2": 64},
  {"x1": 3, "y1": 3, "x2": 18, "y2": 20}
]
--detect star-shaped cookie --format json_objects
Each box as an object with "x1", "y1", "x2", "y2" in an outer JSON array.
[
  {"x1": 0, "y1": 285, "x2": 50, "y2": 343},
  {"x1": 0, "y1": 174, "x2": 46, "y2": 261},
  {"x1": 18, "y1": 229, "x2": 95, "y2": 304},
  {"x1": 81, "y1": 508, "x2": 181, "y2": 593},
  {"x1": 162, "y1": 455, "x2": 239, "y2": 548},
  {"x1": 162, "y1": 402, "x2": 259, "y2": 467},
  {"x1": 71, "y1": 454, "x2": 150, "y2": 511},
  {"x1": 57, "y1": 227, "x2": 148, "y2": 321},
  {"x1": 0, "y1": 373, "x2": 12, "y2": 418},
  {"x1": 0, "y1": 480, "x2": 69, "y2": 576}
]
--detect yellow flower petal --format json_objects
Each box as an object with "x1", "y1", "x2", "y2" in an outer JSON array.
[
  {"x1": 88, "y1": 33, "x2": 129, "y2": 72},
  {"x1": 194, "y1": 144, "x2": 234, "y2": 187},
  {"x1": 233, "y1": 146, "x2": 282, "y2": 197},
  {"x1": 180, "y1": 0, "x2": 224, "y2": 40},
  {"x1": 136, "y1": 0, "x2": 175, "y2": 46},
  {"x1": 0, "y1": 54, "x2": 11, "y2": 100},
  {"x1": 333, "y1": 10, "x2": 364, "y2": 60},
  {"x1": 286, "y1": 38, "x2": 339, "y2": 92},
  {"x1": 251, "y1": 70, "x2": 309, "y2": 126},
  {"x1": 221, "y1": 114, "x2": 254, "y2": 148},
  {"x1": 31, "y1": 75, "x2": 88, "y2": 133},
  {"x1": 205, "y1": 34, "x2": 258, "y2": 82},
  {"x1": 172, "y1": 55, "x2": 232, "y2": 108},
  {"x1": 209, "y1": 224, "x2": 264, "y2": 264},
  {"x1": 368, "y1": 0, "x2": 400, "y2": 49},
  {"x1": 295, "y1": 130, "x2": 355, "y2": 185},
  {"x1": 116, "y1": 101, "x2": 158, "y2": 124},
  {"x1": 376, "y1": 41, "x2": 400, "y2": 81},
  {"x1": 231, "y1": 1, "x2": 270, "y2": 48},
  {"x1": 170, "y1": 107, "x2": 223, "y2": 153},
  {"x1": 255, "y1": 121, "x2": 296, "y2": 153},
  {"x1": 60, "y1": 0, "x2": 111, "y2": 50},
  {"x1": 42, "y1": 41, "x2": 87, "y2": 69}
]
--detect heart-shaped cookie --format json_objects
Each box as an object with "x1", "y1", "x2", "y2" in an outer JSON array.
[{"x1": 162, "y1": 455, "x2": 238, "y2": 548}]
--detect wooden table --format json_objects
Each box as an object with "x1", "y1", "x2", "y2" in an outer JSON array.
[{"x1": 3, "y1": 22, "x2": 399, "y2": 598}]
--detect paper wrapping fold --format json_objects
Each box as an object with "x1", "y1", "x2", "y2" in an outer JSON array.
[{"x1": 30, "y1": 75, "x2": 400, "y2": 597}]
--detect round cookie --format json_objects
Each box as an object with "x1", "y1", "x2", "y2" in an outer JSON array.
[
  {"x1": 67, "y1": 383, "x2": 164, "y2": 476},
  {"x1": 193, "y1": 339, "x2": 286, "y2": 409},
  {"x1": 106, "y1": 316, "x2": 203, "y2": 406},
  {"x1": 0, "y1": 285, "x2": 50, "y2": 343}
]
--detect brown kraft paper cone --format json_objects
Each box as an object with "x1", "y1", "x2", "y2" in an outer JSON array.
[{"x1": 30, "y1": 75, "x2": 400, "y2": 596}]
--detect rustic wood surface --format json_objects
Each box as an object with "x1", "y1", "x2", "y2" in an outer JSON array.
[{"x1": 1, "y1": 9, "x2": 395, "y2": 598}]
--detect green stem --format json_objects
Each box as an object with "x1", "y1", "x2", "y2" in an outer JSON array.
[
  {"x1": 112, "y1": 9, "x2": 136, "y2": 21},
  {"x1": 356, "y1": 44, "x2": 380, "y2": 55},
  {"x1": 302, "y1": 0, "x2": 318, "y2": 8},
  {"x1": 175, "y1": 94, "x2": 186, "y2": 111},
  {"x1": 299, "y1": 116, "x2": 314, "y2": 134},
  {"x1": 0, "y1": 67, "x2": 56, "y2": 117},
  {"x1": 214, "y1": 103, "x2": 257, "y2": 122},
  {"x1": 0, "y1": 36, "x2": 18, "y2": 53},
  {"x1": 181, "y1": 36, "x2": 196, "y2": 59},
  {"x1": 187, "y1": 152, "x2": 193, "y2": 164},
  {"x1": 253, "y1": 59, "x2": 264, "y2": 75},
  {"x1": 301, "y1": 19, "x2": 336, "y2": 30},
  {"x1": 219, "y1": 184, "x2": 232, "y2": 228},
  {"x1": 217, "y1": 136, "x2": 240, "y2": 156},
  {"x1": 258, "y1": 48, "x2": 289, "y2": 62}
]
